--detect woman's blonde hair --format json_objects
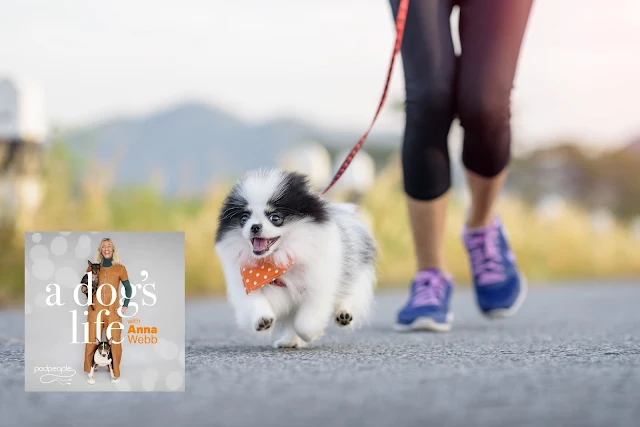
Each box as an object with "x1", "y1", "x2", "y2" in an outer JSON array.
[{"x1": 95, "y1": 238, "x2": 121, "y2": 265}]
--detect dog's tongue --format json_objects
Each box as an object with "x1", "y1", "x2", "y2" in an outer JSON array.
[{"x1": 252, "y1": 238, "x2": 269, "y2": 252}]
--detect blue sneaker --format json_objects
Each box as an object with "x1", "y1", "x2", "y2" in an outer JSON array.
[
  {"x1": 395, "y1": 269, "x2": 454, "y2": 332},
  {"x1": 462, "y1": 216, "x2": 527, "y2": 318}
]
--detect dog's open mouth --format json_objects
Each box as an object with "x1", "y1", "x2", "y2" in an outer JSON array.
[{"x1": 251, "y1": 237, "x2": 279, "y2": 255}]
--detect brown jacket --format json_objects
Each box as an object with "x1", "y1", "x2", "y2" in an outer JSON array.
[{"x1": 83, "y1": 263, "x2": 129, "y2": 378}]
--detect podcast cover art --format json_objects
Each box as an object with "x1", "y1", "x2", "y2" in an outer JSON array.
[{"x1": 24, "y1": 232, "x2": 185, "y2": 392}]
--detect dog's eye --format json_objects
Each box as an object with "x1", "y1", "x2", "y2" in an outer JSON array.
[
  {"x1": 269, "y1": 214, "x2": 283, "y2": 226},
  {"x1": 240, "y1": 213, "x2": 250, "y2": 225}
]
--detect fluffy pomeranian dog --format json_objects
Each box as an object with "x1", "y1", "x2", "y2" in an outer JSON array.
[{"x1": 214, "y1": 169, "x2": 377, "y2": 348}]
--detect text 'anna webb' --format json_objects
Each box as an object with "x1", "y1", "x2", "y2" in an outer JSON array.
[{"x1": 126, "y1": 318, "x2": 158, "y2": 344}]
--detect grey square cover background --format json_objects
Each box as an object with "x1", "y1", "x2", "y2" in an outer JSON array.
[{"x1": 24, "y1": 232, "x2": 185, "y2": 392}]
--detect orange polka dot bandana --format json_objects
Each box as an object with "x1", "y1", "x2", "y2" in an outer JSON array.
[{"x1": 240, "y1": 258, "x2": 295, "y2": 295}]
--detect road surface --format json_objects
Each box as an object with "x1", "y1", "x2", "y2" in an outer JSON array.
[{"x1": 1, "y1": 283, "x2": 639, "y2": 427}]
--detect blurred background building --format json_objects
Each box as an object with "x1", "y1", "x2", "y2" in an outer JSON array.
[{"x1": 0, "y1": 77, "x2": 48, "y2": 229}]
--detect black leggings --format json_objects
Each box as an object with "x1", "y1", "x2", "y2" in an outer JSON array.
[{"x1": 390, "y1": 0, "x2": 533, "y2": 200}]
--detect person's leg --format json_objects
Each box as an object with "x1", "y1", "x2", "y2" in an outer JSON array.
[
  {"x1": 84, "y1": 307, "x2": 103, "y2": 384},
  {"x1": 392, "y1": 0, "x2": 456, "y2": 272},
  {"x1": 466, "y1": 169, "x2": 508, "y2": 228},
  {"x1": 406, "y1": 195, "x2": 448, "y2": 270},
  {"x1": 84, "y1": 309, "x2": 97, "y2": 375},
  {"x1": 390, "y1": 0, "x2": 458, "y2": 331},
  {"x1": 457, "y1": 0, "x2": 533, "y2": 224},
  {"x1": 457, "y1": 0, "x2": 534, "y2": 316},
  {"x1": 108, "y1": 308, "x2": 123, "y2": 381}
]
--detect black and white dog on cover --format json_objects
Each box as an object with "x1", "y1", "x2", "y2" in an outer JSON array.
[
  {"x1": 214, "y1": 169, "x2": 377, "y2": 348},
  {"x1": 87, "y1": 338, "x2": 117, "y2": 384}
]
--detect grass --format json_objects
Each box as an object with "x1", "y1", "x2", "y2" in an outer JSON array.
[
  {"x1": 1, "y1": 144, "x2": 639, "y2": 306},
  {"x1": 361, "y1": 160, "x2": 640, "y2": 287}
]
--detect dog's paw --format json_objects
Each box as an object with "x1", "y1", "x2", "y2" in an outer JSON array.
[
  {"x1": 111, "y1": 377, "x2": 119, "y2": 384},
  {"x1": 335, "y1": 311, "x2": 353, "y2": 327},
  {"x1": 254, "y1": 316, "x2": 274, "y2": 332},
  {"x1": 87, "y1": 376, "x2": 95, "y2": 385},
  {"x1": 294, "y1": 328, "x2": 325, "y2": 343},
  {"x1": 274, "y1": 335, "x2": 307, "y2": 349}
]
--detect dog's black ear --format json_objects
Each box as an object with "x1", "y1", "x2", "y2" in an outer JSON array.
[
  {"x1": 108, "y1": 337, "x2": 113, "y2": 345},
  {"x1": 95, "y1": 337, "x2": 101, "y2": 345},
  {"x1": 88, "y1": 260, "x2": 92, "y2": 267}
]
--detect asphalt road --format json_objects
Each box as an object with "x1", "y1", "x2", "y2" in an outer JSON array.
[{"x1": 2, "y1": 283, "x2": 639, "y2": 427}]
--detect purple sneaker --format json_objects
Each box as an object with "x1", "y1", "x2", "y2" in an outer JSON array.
[
  {"x1": 462, "y1": 216, "x2": 527, "y2": 318},
  {"x1": 395, "y1": 269, "x2": 454, "y2": 332}
]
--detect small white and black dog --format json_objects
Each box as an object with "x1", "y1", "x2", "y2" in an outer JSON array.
[
  {"x1": 87, "y1": 338, "x2": 117, "y2": 384},
  {"x1": 214, "y1": 169, "x2": 377, "y2": 348}
]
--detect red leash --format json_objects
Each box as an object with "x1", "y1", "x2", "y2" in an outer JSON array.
[{"x1": 320, "y1": 0, "x2": 409, "y2": 196}]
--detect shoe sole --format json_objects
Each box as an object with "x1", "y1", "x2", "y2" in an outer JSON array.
[
  {"x1": 481, "y1": 274, "x2": 528, "y2": 319},
  {"x1": 394, "y1": 312, "x2": 454, "y2": 332}
]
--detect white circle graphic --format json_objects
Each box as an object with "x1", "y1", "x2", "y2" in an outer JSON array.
[
  {"x1": 78, "y1": 235, "x2": 91, "y2": 248},
  {"x1": 30, "y1": 245, "x2": 49, "y2": 262},
  {"x1": 166, "y1": 371, "x2": 183, "y2": 391},
  {"x1": 154, "y1": 338, "x2": 179, "y2": 360},
  {"x1": 34, "y1": 292, "x2": 48, "y2": 308},
  {"x1": 51, "y1": 236, "x2": 68, "y2": 256},
  {"x1": 75, "y1": 244, "x2": 92, "y2": 259},
  {"x1": 32, "y1": 258, "x2": 55, "y2": 280}
]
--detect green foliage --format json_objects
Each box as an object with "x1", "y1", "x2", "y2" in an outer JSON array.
[
  {"x1": 1, "y1": 141, "x2": 639, "y2": 306},
  {"x1": 509, "y1": 143, "x2": 640, "y2": 222},
  {"x1": 361, "y1": 159, "x2": 640, "y2": 288}
]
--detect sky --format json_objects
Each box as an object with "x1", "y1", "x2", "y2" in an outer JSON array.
[{"x1": 1, "y1": 0, "x2": 639, "y2": 151}]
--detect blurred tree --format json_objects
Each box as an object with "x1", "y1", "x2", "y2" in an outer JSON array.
[{"x1": 508, "y1": 140, "x2": 640, "y2": 222}]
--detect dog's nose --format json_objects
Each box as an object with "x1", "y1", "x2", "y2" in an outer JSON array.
[{"x1": 250, "y1": 224, "x2": 262, "y2": 234}]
